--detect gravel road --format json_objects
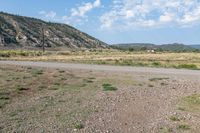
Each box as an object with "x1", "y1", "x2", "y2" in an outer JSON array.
[{"x1": 0, "y1": 60, "x2": 200, "y2": 76}]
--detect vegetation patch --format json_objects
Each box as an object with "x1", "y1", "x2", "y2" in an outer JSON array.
[
  {"x1": 102, "y1": 83, "x2": 117, "y2": 91},
  {"x1": 148, "y1": 84, "x2": 154, "y2": 87},
  {"x1": 152, "y1": 61, "x2": 161, "y2": 67},
  {"x1": 169, "y1": 116, "x2": 180, "y2": 121},
  {"x1": 178, "y1": 94, "x2": 200, "y2": 113},
  {"x1": 74, "y1": 123, "x2": 84, "y2": 129},
  {"x1": 31, "y1": 69, "x2": 44, "y2": 76},
  {"x1": 0, "y1": 91, "x2": 10, "y2": 108},
  {"x1": 16, "y1": 85, "x2": 29, "y2": 91},
  {"x1": 159, "y1": 127, "x2": 173, "y2": 133},
  {"x1": 177, "y1": 124, "x2": 190, "y2": 130},
  {"x1": 149, "y1": 77, "x2": 169, "y2": 82},
  {"x1": 177, "y1": 64, "x2": 198, "y2": 70}
]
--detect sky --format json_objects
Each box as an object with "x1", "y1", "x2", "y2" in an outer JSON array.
[{"x1": 0, "y1": 0, "x2": 200, "y2": 44}]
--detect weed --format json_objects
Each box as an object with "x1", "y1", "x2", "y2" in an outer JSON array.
[
  {"x1": 177, "y1": 64, "x2": 198, "y2": 70},
  {"x1": 152, "y1": 62, "x2": 161, "y2": 66},
  {"x1": 58, "y1": 70, "x2": 65, "y2": 73},
  {"x1": 74, "y1": 123, "x2": 84, "y2": 129},
  {"x1": 169, "y1": 116, "x2": 180, "y2": 121},
  {"x1": 16, "y1": 85, "x2": 29, "y2": 91},
  {"x1": 102, "y1": 83, "x2": 117, "y2": 91},
  {"x1": 177, "y1": 124, "x2": 190, "y2": 130},
  {"x1": 149, "y1": 77, "x2": 169, "y2": 82},
  {"x1": 31, "y1": 69, "x2": 43, "y2": 76},
  {"x1": 159, "y1": 127, "x2": 173, "y2": 133},
  {"x1": 84, "y1": 79, "x2": 93, "y2": 83},
  {"x1": 179, "y1": 94, "x2": 200, "y2": 112},
  {"x1": 0, "y1": 92, "x2": 10, "y2": 108},
  {"x1": 148, "y1": 84, "x2": 154, "y2": 87},
  {"x1": 161, "y1": 82, "x2": 168, "y2": 86}
]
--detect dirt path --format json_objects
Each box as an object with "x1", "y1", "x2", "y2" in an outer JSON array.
[{"x1": 0, "y1": 60, "x2": 200, "y2": 76}]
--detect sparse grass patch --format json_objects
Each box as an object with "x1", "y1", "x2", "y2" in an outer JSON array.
[
  {"x1": 159, "y1": 127, "x2": 173, "y2": 133},
  {"x1": 149, "y1": 77, "x2": 169, "y2": 82},
  {"x1": 169, "y1": 116, "x2": 180, "y2": 121},
  {"x1": 74, "y1": 122, "x2": 84, "y2": 129},
  {"x1": 179, "y1": 94, "x2": 200, "y2": 113},
  {"x1": 177, "y1": 124, "x2": 190, "y2": 130},
  {"x1": 152, "y1": 61, "x2": 161, "y2": 67},
  {"x1": 161, "y1": 82, "x2": 168, "y2": 86},
  {"x1": 177, "y1": 64, "x2": 198, "y2": 70},
  {"x1": 58, "y1": 70, "x2": 65, "y2": 73},
  {"x1": 0, "y1": 91, "x2": 10, "y2": 108},
  {"x1": 16, "y1": 85, "x2": 29, "y2": 91},
  {"x1": 31, "y1": 69, "x2": 44, "y2": 76},
  {"x1": 148, "y1": 84, "x2": 154, "y2": 87},
  {"x1": 84, "y1": 79, "x2": 94, "y2": 83},
  {"x1": 102, "y1": 83, "x2": 117, "y2": 91}
]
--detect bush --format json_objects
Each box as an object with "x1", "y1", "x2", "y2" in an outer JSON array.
[
  {"x1": 177, "y1": 64, "x2": 198, "y2": 69},
  {"x1": 102, "y1": 83, "x2": 117, "y2": 91},
  {"x1": 0, "y1": 50, "x2": 43, "y2": 57}
]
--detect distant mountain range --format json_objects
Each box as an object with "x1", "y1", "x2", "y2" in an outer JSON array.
[
  {"x1": 190, "y1": 45, "x2": 200, "y2": 50},
  {"x1": 112, "y1": 43, "x2": 200, "y2": 52},
  {"x1": 0, "y1": 12, "x2": 108, "y2": 50}
]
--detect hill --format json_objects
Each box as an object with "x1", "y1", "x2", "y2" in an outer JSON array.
[
  {"x1": 113, "y1": 43, "x2": 199, "y2": 52},
  {"x1": 190, "y1": 45, "x2": 200, "y2": 50},
  {"x1": 0, "y1": 12, "x2": 108, "y2": 50}
]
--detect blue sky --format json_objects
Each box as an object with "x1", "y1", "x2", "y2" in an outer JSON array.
[{"x1": 1, "y1": 0, "x2": 200, "y2": 44}]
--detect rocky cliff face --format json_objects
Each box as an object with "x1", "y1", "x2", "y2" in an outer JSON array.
[{"x1": 0, "y1": 12, "x2": 108, "y2": 50}]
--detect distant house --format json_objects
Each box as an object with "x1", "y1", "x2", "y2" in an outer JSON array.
[{"x1": 147, "y1": 49, "x2": 155, "y2": 53}]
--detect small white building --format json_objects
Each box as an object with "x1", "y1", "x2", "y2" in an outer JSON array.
[{"x1": 147, "y1": 50, "x2": 155, "y2": 53}]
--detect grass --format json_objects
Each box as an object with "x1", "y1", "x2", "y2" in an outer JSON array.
[
  {"x1": 0, "y1": 50, "x2": 43, "y2": 57},
  {"x1": 149, "y1": 77, "x2": 169, "y2": 82},
  {"x1": 1, "y1": 50, "x2": 200, "y2": 70},
  {"x1": 16, "y1": 85, "x2": 29, "y2": 91},
  {"x1": 102, "y1": 83, "x2": 118, "y2": 91},
  {"x1": 31, "y1": 69, "x2": 43, "y2": 76},
  {"x1": 74, "y1": 123, "x2": 84, "y2": 129},
  {"x1": 177, "y1": 124, "x2": 190, "y2": 130},
  {"x1": 177, "y1": 64, "x2": 198, "y2": 69},
  {"x1": 169, "y1": 116, "x2": 180, "y2": 121},
  {"x1": 148, "y1": 84, "x2": 154, "y2": 87},
  {"x1": 178, "y1": 94, "x2": 200, "y2": 113},
  {"x1": 159, "y1": 127, "x2": 173, "y2": 133},
  {"x1": 0, "y1": 91, "x2": 10, "y2": 108}
]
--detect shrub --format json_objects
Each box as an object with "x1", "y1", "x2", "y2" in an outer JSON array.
[
  {"x1": 177, "y1": 64, "x2": 198, "y2": 69},
  {"x1": 102, "y1": 83, "x2": 117, "y2": 91},
  {"x1": 178, "y1": 124, "x2": 190, "y2": 130}
]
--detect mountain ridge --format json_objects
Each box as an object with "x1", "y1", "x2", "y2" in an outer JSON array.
[
  {"x1": 112, "y1": 43, "x2": 199, "y2": 52},
  {"x1": 0, "y1": 12, "x2": 108, "y2": 50}
]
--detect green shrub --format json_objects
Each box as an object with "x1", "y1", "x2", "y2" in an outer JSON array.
[
  {"x1": 177, "y1": 64, "x2": 198, "y2": 69},
  {"x1": 74, "y1": 123, "x2": 84, "y2": 129},
  {"x1": 177, "y1": 124, "x2": 190, "y2": 130},
  {"x1": 102, "y1": 83, "x2": 117, "y2": 91}
]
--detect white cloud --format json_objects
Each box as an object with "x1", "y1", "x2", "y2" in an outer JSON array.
[
  {"x1": 63, "y1": 0, "x2": 101, "y2": 25},
  {"x1": 70, "y1": 0, "x2": 101, "y2": 17},
  {"x1": 100, "y1": 0, "x2": 200, "y2": 30},
  {"x1": 39, "y1": 11, "x2": 56, "y2": 19}
]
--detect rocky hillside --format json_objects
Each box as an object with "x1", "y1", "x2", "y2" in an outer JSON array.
[{"x1": 0, "y1": 12, "x2": 108, "y2": 50}]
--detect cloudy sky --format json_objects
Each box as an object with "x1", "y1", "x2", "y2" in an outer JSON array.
[{"x1": 1, "y1": 0, "x2": 200, "y2": 44}]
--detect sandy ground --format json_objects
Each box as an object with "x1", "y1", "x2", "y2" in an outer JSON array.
[{"x1": 0, "y1": 61, "x2": 200, "y2": 133}]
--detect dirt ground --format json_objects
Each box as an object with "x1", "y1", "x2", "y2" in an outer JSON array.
[{"x1": 0, "y1": 62, "x2": 200, "y2": 133}]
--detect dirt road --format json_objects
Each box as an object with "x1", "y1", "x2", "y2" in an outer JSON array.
[{"x1": 0, "y1": 60, "x2": 200, "y2": 76}]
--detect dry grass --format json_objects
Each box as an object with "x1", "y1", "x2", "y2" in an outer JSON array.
[{"x1": 1, "y1": 50, "x2": 200, "y2": 69}]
